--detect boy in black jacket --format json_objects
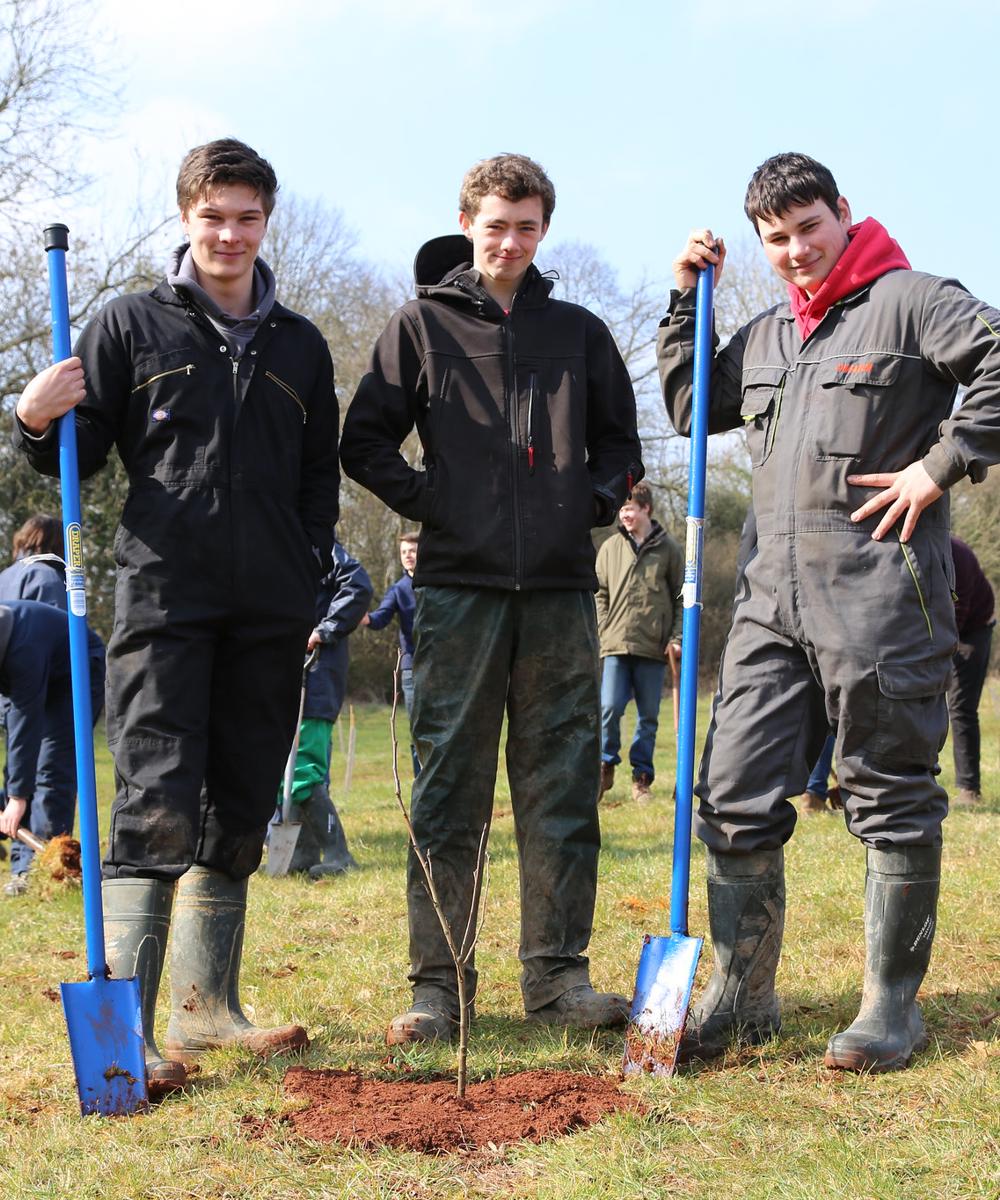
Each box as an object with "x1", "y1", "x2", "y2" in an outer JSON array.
[
  {"x1": 341, "y1": 153, "x2": 643, "y2": 1043},
  {"x1": 15, "y1": 138, "x2": 339, "y2": 1094}
]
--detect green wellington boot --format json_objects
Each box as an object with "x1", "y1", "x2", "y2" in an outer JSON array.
[
  {"x1": 164, "y1": 866, "x2": 308, "y2": 1064},
  {"x1": 682, "y1": 848, "x2": 785, "y2": 1059},
  {"x1": 103, "y1": 878, "x2": 188, "y2": 1099},
  {"x1": 825, "y1": 845, "x2": 940, "y2": 1073}
]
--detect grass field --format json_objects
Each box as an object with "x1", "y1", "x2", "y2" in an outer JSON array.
[{"x1": 1, "y1": 682, "x2": 998, "y2": 1199}]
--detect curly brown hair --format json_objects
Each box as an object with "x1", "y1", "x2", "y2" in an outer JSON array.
[
  {"x1": 176, "y1": 138, "x2": 279, "y2": 218},
  {"x1": 459, "y1": 154, "x2": 555, "y2": 225}
]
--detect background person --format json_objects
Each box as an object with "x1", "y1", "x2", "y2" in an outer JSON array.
[
  {"x1": 362, "y1": 531, "x2": 419, "y2": 775},
  {"x1": 596, "y1": 481, "x2": 683, "y2": 803},
  {"x1": 273, "y1": 539, "x2": 372, "y2": 877},
  {"x1": 0, "y1": 518, "x2": 105, "y2": 889},
  {"x1": 948, "y1": 535, "x2": 995, "y2": 808}
]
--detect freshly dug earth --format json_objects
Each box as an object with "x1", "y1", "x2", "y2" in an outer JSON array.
[
  {"x1": 279, "y1": 1067, "x2": 644, "y2": 1152},
  {"x1": 37, "y1": 835, "x2": 81, "y2": 882}
]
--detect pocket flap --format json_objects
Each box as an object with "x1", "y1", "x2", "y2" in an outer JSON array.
[
  {"x1": 817, "y1": 355, "x2": 902, "y2": 388},
  {"x1": 875, "y1": 656, "x2": 951, "y2": 700}
]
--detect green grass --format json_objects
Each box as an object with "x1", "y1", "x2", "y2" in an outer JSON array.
[{"x1": 1, "y1": 684, "x2": 998, "y2": 1199}]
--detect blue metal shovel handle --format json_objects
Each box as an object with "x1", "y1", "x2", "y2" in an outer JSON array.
[
  {"x1": 45, "y1": 224, "x2": 108, "y2": 981},
  {"x1": 670, "y1": 264, "x2": 714, "y2": 937}
]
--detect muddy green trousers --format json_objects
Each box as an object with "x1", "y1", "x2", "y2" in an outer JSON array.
[{"x1": 407, "y1": 586, "x2": 603, "y2": 1013}]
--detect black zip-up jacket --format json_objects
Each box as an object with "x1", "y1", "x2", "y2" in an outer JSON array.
[
  {"x1": 15, "y1": 280, "x2": 339, "y2": 623},
  {"x1": 340, "y1": 236, "x2": 643, "y2": 591}
]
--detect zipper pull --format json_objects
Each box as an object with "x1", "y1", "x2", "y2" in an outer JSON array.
[{"x1": 528, "y1": 445, "x2": 535, "y2": 471}]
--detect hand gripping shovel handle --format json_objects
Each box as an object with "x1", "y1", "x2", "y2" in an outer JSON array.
[
  {"x1": 671, "y1": 262, "x2": 714, "y2": 935},
  {"x1": 45, "y1": 224, "x2": 106, "y2": 977},
  {"x1": 46, "y1": 225, "x2": 147, "y2": 1115}
]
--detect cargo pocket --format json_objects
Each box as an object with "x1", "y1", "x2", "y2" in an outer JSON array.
[
  {"x1": 869, "y1": 655, "x2": 951, "y2": 767},
  {"x1": 740, "y1": 367, "x2": 785, "y2": 467},
  {"x1": 811, "y1": 355, "x2": 901, "y2": 460}
]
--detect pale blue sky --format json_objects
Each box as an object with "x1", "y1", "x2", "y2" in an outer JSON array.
[{"x1": 69, "y1": 0, "x2": 998, "y2": 302}]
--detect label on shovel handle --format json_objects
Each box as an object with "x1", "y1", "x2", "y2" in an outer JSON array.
[
  {"x1": 65, "y1": 522, "x2": 87, "y2": 616},
  {"x1": 682, "y1": 516, "x2": 703, "y2": 610}
]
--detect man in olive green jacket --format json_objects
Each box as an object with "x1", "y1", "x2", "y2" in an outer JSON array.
[{"x1": 596, "y1": 482, "x2": 683, "y2": 802}]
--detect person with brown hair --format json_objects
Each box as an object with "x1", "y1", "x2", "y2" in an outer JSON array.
[
  {"x1": 14, "y1": 137, "x2": 339, "y2": 1094},
  {"x1": 596, "y1": 481, "x2": 683, "y2": 803},
  {"x1": 660, "y1": 151, "x2": 1000, "y2": 1074},
  {"x1": 341, "y1": 152, "x2": 643, "y2": 1044}
]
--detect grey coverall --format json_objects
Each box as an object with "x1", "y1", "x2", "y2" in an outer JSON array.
[{"x1": 659, "y1": 269, "x2": 1000, "y2": 851}]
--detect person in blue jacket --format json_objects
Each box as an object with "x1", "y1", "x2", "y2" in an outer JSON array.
[
  {"x1": 0, "y1": 517, "x2": 106, "y2": 892},
  {"x1": 362, "y1": 531, "x2": 419, "y2": 774},
  {"x1": 0, "y1": 602, "x2": 104, "y2": 894},
  {"x1": 273, "y1": 541, "x2": 372, "y2": 877}
]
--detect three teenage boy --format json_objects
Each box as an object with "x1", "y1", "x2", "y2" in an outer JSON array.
[
  {"x1": 15, "y1": 139, "x2": 339, "y2": 1094},
  {"x1": 341, "y1": 153, "x2": 643, "y2": 1042},
  {"x1": 660, "y1": 152, "x2": 1000, "y2": 1072}
]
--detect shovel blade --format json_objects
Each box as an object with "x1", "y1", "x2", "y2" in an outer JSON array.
[
  {"x1": 623, "y1": 931, "x2": 703, "y2": 1077},
  {"x1": 266, "y1": 821, "x2": 302, "y2": 878},
  {"x1": 60, "y1": 975, "x2": 148, "y2": 1115}
]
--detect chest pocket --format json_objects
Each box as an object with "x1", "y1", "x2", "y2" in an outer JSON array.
[
  {"x1": 810, "y1": 354, "x2": 902, "y2": 460},
  {"x1": 740, "y1": 366, "x2": 786, "y2": 468}
]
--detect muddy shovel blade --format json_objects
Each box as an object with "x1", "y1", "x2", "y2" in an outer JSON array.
[
  {"x1": 623, "y1": 932, "x2": 702, "y2": 1076},
  {"x1": 265, "y1": 820, "x2": 303, "y2": 878},
  {"x1": 61, "y1": 975, "x2": 148, "y2": 1115}
]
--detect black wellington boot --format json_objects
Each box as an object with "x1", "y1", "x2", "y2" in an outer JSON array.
[
  {"x1": 164, "y1": 866, "x2": 308, "y2": 1064},
  {"x1": 103, "y1": 878, "x2": 188, "y2": 1098},
  {"x1": 307, "y1": 785, "x2": 358, "y2": 879},
  {"x1": 682, "y1": 848, "x2": 785, "y2": 1059},
  {"x1": 825, "y1": 845, "x2": 940, "y2": 1073}
]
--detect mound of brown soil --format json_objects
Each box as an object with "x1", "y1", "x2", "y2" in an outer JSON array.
[{"x1": 279, "y1": 1067, "x2": 644, "y2": 1153}]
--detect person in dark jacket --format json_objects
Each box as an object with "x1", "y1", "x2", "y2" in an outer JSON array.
[
  {"x1": 341, "y1": 153, "x2": 643, "y2": 1044},
  {"x1": 362, "y1": 531, "x2": 419, "y2": 775},
  {"x1": 660, "y1": 152, "x2": 1000, "y2": 1075},
  {"x1": 0, "y1": 518, "x2": 106, "y2": 889},
  {"x1": 272, "y1": 540, "x2": 372, "y2": 877},
  {"x1": 595, "y1": 482, "x2": 683, "y2": 803},
  {"x1": 14, "y1": 139, "x2": 338, "y2": 1096},
  {"x1": 947, "y1": 536, "x2": 995, "y2": 808}
]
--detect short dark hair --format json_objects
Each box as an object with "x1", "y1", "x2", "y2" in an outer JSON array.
[
  {"x1": 176, "y1": 138, "x2": 279, "y2": 218},
  {"x1": 744, "y1": 153, "x2": 841, "y2": 233},
  {"x1": 399, "y1": 531, "x2": 420, "y2": 545},
  {"x1": 626, "y1": 482, "x2": 654, "y2": 515},
  {"x1": 459, "y1": 154, "x2": 556, "y2": 226},
  {"x1": 12, "y1": 514, "x2": 62, "y2": 558}
]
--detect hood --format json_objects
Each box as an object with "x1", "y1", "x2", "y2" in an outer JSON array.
[{"x1": 412, "y1": 234, "x2": 553, "y2": 311}]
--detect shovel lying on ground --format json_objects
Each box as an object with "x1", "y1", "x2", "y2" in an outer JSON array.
[
  {"x1": 46, "y1": 224, "x2": 147, "y2": 1115},
  {"x1": 267, "y1": 648, "x2": 319, "y2": 877},
  {"x1": 623, "y1": 263, "x2": 714, "y2": 1077}
]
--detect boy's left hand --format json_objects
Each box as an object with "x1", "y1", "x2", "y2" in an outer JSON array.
[{"x1": 848, "y1": 462, "x2": 943, "y2": 542}]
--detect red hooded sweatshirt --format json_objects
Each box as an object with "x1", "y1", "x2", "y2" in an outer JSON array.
[{"x1": 788, "y1": 217, "x2": 910, "y2": 340}]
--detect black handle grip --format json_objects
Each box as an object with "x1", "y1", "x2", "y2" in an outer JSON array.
[{"x1": 43, "y1": 223, "x2": 69, "y2": 252}]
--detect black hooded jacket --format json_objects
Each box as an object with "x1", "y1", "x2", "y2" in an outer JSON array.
[{"x1": 340, "y1": 235, "x2": 643, "y2": 591}]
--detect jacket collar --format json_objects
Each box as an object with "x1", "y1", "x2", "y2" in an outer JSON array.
[{"x1": 413, "y1": 234, "x2": 553, "y2": 316}]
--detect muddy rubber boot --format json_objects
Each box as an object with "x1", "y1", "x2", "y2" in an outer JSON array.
[
  {"x1": 103, "y1": 878, "x2": 187, "y2": 1099},
  {"x1": 526, "y1": 984, "x2": 630, "y2": 1028},
  {"x1": 385, "y1": 998, "x2": 459, "y2": 1045},
  {"x1": 164, "y1": 866, "x2": 309, "y2": 1064},
  {"x1": 825, "y1": 845, "x2": 940, "y2": 1073},
  {"x1": 682, "y1": 848, "x2": 784, "y2": 1059},
  {"x1": 306, "y1": 786, "x2": 358, "y2": 879}
]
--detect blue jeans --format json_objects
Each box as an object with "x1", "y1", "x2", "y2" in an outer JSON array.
[
  {"x1": 600, "y1": 655, "x2": 666, "y2": 781},
  {"x1": 401, "y1": 666, "x2": 420, "y2": 777},
  {"x1": 806, "y1": 732, "x2": 836, "y2": 797}
]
